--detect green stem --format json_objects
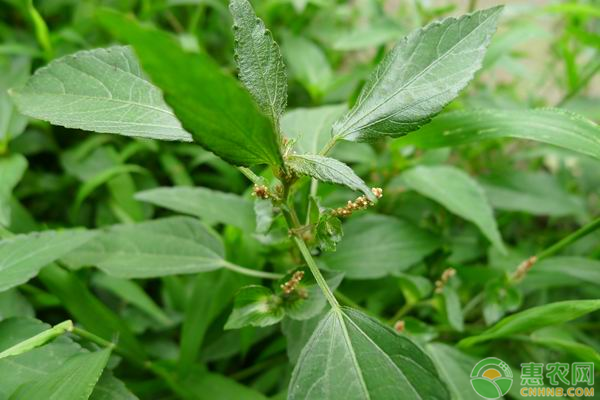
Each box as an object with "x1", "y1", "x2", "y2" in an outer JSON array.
[
  {"x1": 293, "y1": 236, "x2": 339, "y2": 308},
  {"x1": 535, "y1": 216, "x2": 600, "y2": 261},
  {"x1": 221, "y1": 261, "x2": 283, "y2": 280},
  {"x1": 319, "y1": 136, "x2": 339, "y2": 156},
  {"x1": 238, "y1": 166, "x2": 264, "y2": 186},
  {"x1": 27, "y1": 0, "x2": 53, "y2": 60}
]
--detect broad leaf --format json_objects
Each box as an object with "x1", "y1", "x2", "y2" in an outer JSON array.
[
  {"x1": 281, "y1": 34, "x2": 332, "y2": 100},
  {"x1": 230, "y1": 0, "x2": 287, "y2": 122},
  {"x1": 10, "y1": 46, "x2": 191, "y2": 142},
  {"x1": 135, "y1": 187, "x2": 255, "y2": 232},
  {"x1": 0, "y1": 289, "x2": 33, "y2": 321},
  {"x1": 287, "y1": 154, "x2": 374, "y2": 200},
  {"x1": 62, "y1": 217, "x2": 225, "y2": 278},
  {"x1": 395, "y1": 108, "x2": 600, "y2": 160},
  {"x1": 426, "y1": 343, "x2": 484, "y2": 400},
  {"x1": 459, "y1": 300, "x2": 600, "y2": 347},
  {"x1": 0, "y1": 154, "x2": 28, "y2": 226},
  {"x1": 99, "y1": 11, "x2": 283, "y2": 166},
  {"x1": 0, "y1": 229, "x2": 95, "y2": 291},
  {"x1": 0, "y1": 57, "x2": 29, "y2": 141},
  {"x1": 282, "y1": 105, "x2": 346, "y2": 153},
  {"x1": 224, "y1": 285, "x2": 285, "y2": 329},
  {"x1": 10, "y1": 348, "x2": 111, "y2": 400},
  {"x1": 289, "y1": 307, "x2": 449, "y2": 399},
  {"x1": 321, "y1": 214, "x2": 440, "y2": 279},
  {"x1": 0, "y1": 318, "x2": 136, "y2": 400},
  {"x1": 402, "y1": 165, "x2": 505, "y2": 253},
  {"x1": 480, "y1": 171, "x2": 584, "y2": 218},
  {"x1": 332, "y1": 6, "x2": 502, "y2": 141},
  {"x1": 0, "y1": 320, "x2": 72, "y2": 359}
]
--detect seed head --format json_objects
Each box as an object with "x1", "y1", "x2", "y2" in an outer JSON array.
[
  {"x1": 280, "y1": 271, "x2": 304, "y2": 295},
  {"x1": 252, "y1": 184, "x2": 270, "y2": 199}
]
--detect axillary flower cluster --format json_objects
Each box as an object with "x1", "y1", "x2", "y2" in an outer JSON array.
[{"x1": 332, "y1": 187, "x2": 383, "y2": 218}]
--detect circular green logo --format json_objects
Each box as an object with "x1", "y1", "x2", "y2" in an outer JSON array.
[{"x1": 470, "y1": 357, "x2": 513, "y2": 399}]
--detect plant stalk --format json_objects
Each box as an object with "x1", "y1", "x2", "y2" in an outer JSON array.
[{"x1": 221, "y1": 260, "x2": 283, "y2": 280}]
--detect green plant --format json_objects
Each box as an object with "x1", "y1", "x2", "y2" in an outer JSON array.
[{"x1": 1, "y1": 0, "x2": 600, "y2": 399}]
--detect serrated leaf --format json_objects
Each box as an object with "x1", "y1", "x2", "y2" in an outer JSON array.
[
  {"x1": 224, "y1": 285, "x2": 284, "y2": 329},
  {"x1": 287, "y1": 154, "x2": 374, "y2": 200},
  {"x1": 10, "y1": 347, "x2": 111, "y2": 400},
  {"x1": 459, "y1": 300, "x2": 600, "y2": 348},
  {"x1": 10, "y1": 46, "x2": 191, "y2": 142},
  {"x1": 230, "y1": 0, "x2": 287, "y2": 122},
  {"x1": 395, "y1": 108, "x2": 600, "y2": 160},
  {"x1": 321, "y1": 214, "x2": 440, "y2": 279},
  {"x1": 402, "y1": 165, "x2": 505, "y2": 253},
  {"x1": 62, "y1": 217, "x2": 225, "y2": 278},
  {"x1": 99, "y1": 11, "x2": 283, "y2": 166},
  {"x1": 332, "y1": 6, "x2": 502, "y2": 141},
  {"x1": 135, "y1": 187, "x2": 256, "y2": 232},
  {"x1": 289, "y1": 307, "x2": 449, "y2": 400},
  {"x1": 0, "y1": 154, "x2": 28, "y2": 226},
  {"x1": 0, "y1": 229, "x2": 96, "y2": 292}
]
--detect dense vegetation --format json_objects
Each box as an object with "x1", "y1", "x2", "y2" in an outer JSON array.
[{"x1": 0, "y1": 0, "x2": 599, "y2": 399}]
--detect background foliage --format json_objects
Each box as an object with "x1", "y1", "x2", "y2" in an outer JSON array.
[{"x1": 0, "y1": 0, "x2": 599, "y2": 399}]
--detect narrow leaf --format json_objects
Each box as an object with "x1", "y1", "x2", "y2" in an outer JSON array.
[
  {"x1": 395, "y1": 108, "x2": 600, "y2": 160},
  {"x1": 0, "y1": 320, "x2": 72, "y2": 360},
  {"x1": 459, "y1": 300, "x2": 600, "y2": 347},
  {"x1": 0, "y1": 229, "x2": 95, "y2": 292},
  {"x1": 99, "y1": 10, "x2": 283, "y2": 166},
  {"x1": 332, "y1": 6, "x2": 502, "y2": 141},
  {"x1": 10, "y1": 46, "x2": 191, "y2": 142},
  {"x1": 287, "y1": 154, "x2": 374, "y2": 200},
  {"x1": 402, "y1": 165, "x2": 505, "y2": 253},
  {"x1": 230, "y1": 0, "x2": 287, "y2": 122},
  {"x1": 289, "y1": 307, "x2": 449, "y2": 399}
]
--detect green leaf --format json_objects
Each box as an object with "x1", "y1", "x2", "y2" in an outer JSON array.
[
  {"x1": 459, "y1": 300, "x2": 600, "y2": 348},
  {"x1": 0, "y1": 318, "x2": 137, "y2": 400},
  {"x1": 229, "y1": 0, "x2": 287, "y2": 123},
  {"x1": 281, "y1": 33, "x2": 332, "y2": 100},
  {"x1": 179, "y1": 270, "x2": 239, "y2": 373},
  {"x1": 402, "y1": 165, "x2": 505, "y2": 253},
  {"x1": 280, "y1": 268, "x2": 344, "y2": 320},
  {"x1": 0, "y1": 57, "x2": 29, "y2": 141},
  {"x1": 38, "y1": 265, "x2": 146, "y2": 360},
  {"x1": 289, "y1": 307, "x2": 449, "y2": 400},
  {"x1": 426, "y1": 343, "x2": 484, "y2": 400},
  {"x1": 10, "y1": 46, "x2": 191, "y2": 142},
  {"x1": 99, "y1": 11, "x2": 283, "y2": 167},
  {"x1": 10, "y1": 347, "x2": 111, "y2": 400},
  {"x1": 0, "y1": 289, "x2": 34, "y2": 321},
  {"x1": 438, "y1": 286, "x2": 464, "y2": 332},
  {"x1": 183, "y1": 371, "x2": 268, "y2": 400},
  {"x1": 395, "y1": 108, "x2": 600, "y2": 160},
  {"x1": 480, "y1": 171, "x2": 584, "y2": 218},
  {"x1": 281, "y1": 104, "x2": 346, "y2": 154},
  {"x1": 321, "y1": 214, "x2": 440, "y2": 279},
  {"x1": 315, "y1": 213, "x2": 343, "y2": 252},
  {"x1": 0, "y1": 154, "x2": 28, "y2": 226},
  {"x1": 224, "y1": 285, "x2": 284, "y2": 329},
  {"x1": 135, "y1": 187, "x2": 256, "y2": 232},
  {"x1": 0, "y1": 229, "x2": 95, "y2": 291},
  {"x1": 332, "y1": 6, "x2": 502, "y2": 141},
  {"x1": 287, "y1": 154, "x2": 374, "y2": 200},
  {"x1": 524, "y1": 257, "x2": 600, "y2": 290},
  {"x1": 281, "y1": 311, "x2": 325, "y2": 365},
  {"x1": 0, "y1": 320, "x2": 72, "y2": 359},
  {"x1": 91, "y1": 273, "x2": 172, "y2": 326},
  {"x1": 62, "y1": 217, "x2": 225, "y2": 278}
]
